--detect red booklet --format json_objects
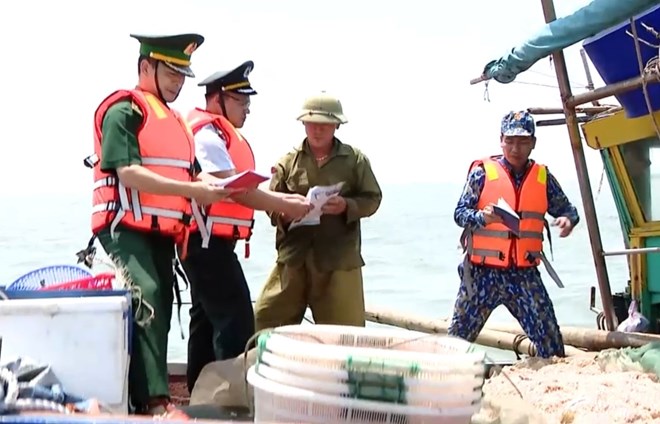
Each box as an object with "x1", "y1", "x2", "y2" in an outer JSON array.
[{"x1": 213, "y1": 170, "x2": 271, "y2": 189}]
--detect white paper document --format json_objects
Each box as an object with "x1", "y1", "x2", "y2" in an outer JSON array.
[
  {"x1": 492, "y1": 197, "x2": 520, "y2": 235},
  {"x1": 288, "y1": 182, "x2": 345, "y2": 229}
]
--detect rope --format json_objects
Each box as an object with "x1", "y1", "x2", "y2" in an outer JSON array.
[
  {"x1": 483, "y1": 353, "x2": 524, "y2": 400},
  {"x1": 478, "y1": 58, "x2": 589, "y2": 102},
  {"x1": 91, "y1": 254, "x2": 156, "y2": 327},
  {"x1": 627, "y1": 19, "x2": 660, "y2": 140},
  {"x1": 511, "y1": 333, "x2": 537, "y2": 360},
  {"x1": 596, "y1": 312, "x2": 607, "y2": 331}
]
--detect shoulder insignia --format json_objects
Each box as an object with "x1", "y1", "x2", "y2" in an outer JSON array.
[
  {"x1": 131, "y1": 101, "x2": 144, "y2": 116},
  {"x1": 213, "y1": 127, "x2": 228, "y2": 140}
]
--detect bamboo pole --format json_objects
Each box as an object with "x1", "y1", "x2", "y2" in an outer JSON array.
[
  {"x1": 539, "y1": 0, "x2": 617, "y2": 331},
  {"x1": 364, "y1": 308, "x2": 587, "y2": 357},
  {"x1": 365, "y1": 307, "x2": 660, "y2": 352},
  {"x1": 567, "y1": 72, "x2": 660, "y2": 108},
  {"x1": 484, "y1": 322, "x2": 660, "y2": 349}
]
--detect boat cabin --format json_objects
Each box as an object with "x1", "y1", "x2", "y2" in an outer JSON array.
[{"x1": 582, "y1": 109, "x2": 660, "y2": 329}]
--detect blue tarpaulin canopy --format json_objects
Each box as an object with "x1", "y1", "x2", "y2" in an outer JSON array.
[{"x1": 480, "y1": 0, "x2": 660, "y2": 84}]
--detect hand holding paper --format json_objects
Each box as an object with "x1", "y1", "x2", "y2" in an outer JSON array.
[
  {"x1": 321, "y1": 195, "x2": 347, "y2": 215},
  {"x1": 491, "y1": 197, "x2": 520, "y2": 235},
  {"x1": 288, "y1": 182, "x2": 344, "y2": 229},
  {"x1": 189, "y1": 182, "x2": 241, "y2": 206},
  {"x1": 481, "y1": 204, "x2": 503, "y2": 225}
]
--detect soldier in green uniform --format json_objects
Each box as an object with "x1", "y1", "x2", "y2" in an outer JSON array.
[
  {"x1": 254, "y1": 92, "x2": 383, "y2": 331},
  {"x1": 85, "y1": 33, "x2": 239, "y2": 417}
]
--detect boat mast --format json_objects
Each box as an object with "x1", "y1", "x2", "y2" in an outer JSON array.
[{"x1": 538, "y1": 0, "x2": 616, "y2": 331}]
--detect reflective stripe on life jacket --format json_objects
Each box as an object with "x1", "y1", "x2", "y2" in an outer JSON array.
[
  {"x1": 91, "y1": 89, "x2": 196, "y2": 238},
  {"x1": 186, "y1": 108, "x2": 256, "y2": 255},
  {"x1": 466, "y1": 157, "x2": 548, "y2": 268}
]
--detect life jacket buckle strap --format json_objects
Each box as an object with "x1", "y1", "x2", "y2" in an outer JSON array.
[
  {"x1": 83, "y1": 153, "x2": 100, "y2": 169},
  {"x1": 529, "y1": 251, "x2": 564, "y2": 289}
]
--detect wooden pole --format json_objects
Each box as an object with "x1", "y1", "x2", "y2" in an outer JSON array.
[
  {"x1": 539, "y1": 0, "x2": 617, "y2": 331},
  {"x1": 365, "y1": 307, "x2": 660, "y2": 352},
  {"x1": 567, "y1": 72, "x2": 660, "y2": 108},
  {"x1": 364, "y1": 308, "x2": 587, "y2": 357}
]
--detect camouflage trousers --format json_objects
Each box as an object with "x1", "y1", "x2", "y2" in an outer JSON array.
[{"x1": 447, "y1": 262, "x2": 565, "y2": 358}]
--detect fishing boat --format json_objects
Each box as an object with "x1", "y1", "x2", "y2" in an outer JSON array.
[
  {"x1": 362, "y1": 0, "x2": 660, "y2": 358},
  {"x1": 466, "y1": 0, "x2": 660, "y2": 336}
]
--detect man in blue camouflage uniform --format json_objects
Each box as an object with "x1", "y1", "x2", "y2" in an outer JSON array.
[{"x1": 447, "y1": 110, "x2": 579, "y2": 358}]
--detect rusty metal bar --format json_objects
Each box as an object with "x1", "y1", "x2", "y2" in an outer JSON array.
[
  {"x1": 567, "y1": 72, "x2": 660, "y2": 108},
  {"x1": 602, "y1": 247, "x2": 660, "y2": 257},
  {"x1": 540, "y1": 0, "x2": 617, "y2": 331},
  {"x1": 589, "y1": 286, "x2": 602, "y2": 315},
  {"x1": 536, "y1": 116, "x2": 592, "y2": 127},
  {"x1": 528, "y1": 106, "x2": 613, "y2": 115},
  {"x1": 579, "y1": 48, "x2": 598, "y2": 104},
  {"x1": 470, "y1": 75, "x2": 488, "y2": 85}
]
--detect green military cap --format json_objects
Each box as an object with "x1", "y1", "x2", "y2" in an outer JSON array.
[{"x1": 130, "y1": 33, "x2": 205, "y2": 78}]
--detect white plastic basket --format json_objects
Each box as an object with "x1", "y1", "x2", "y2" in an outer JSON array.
[
  {"x1": 255, "y1": 325, "x2": 485, "y2": 414},
  {"x1": 248, "y1": 366, "x2": 478, "y2": 424},
  {"x1": 258, "y1": 326, "x2": 486, "y2": 383},
  {"x1": 255, "y1": 361, "x2": 481, "y2": 410},
  {"x1": 268, "y1": 324, "x2": 476, "y2": 355},
  {"x1": 259, "y1": 350, "x2": 484, "y2": 390}
]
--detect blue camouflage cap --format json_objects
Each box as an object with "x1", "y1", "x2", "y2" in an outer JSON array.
[{"x1": 501, "y1": 110, "x2": 535, "y2": 137}]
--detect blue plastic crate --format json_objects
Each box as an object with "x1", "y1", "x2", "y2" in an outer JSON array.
[{"x1": 0, "y1": 416, "x2": 192, "y2": 424}]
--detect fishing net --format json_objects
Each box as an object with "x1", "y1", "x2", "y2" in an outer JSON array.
[
  {"x1": 471, "y1": 347, "x2": 660, "y2": 424},
  {"x1": 595, "y1": 341, "x2": 660, "y2": 379},
  {"x1": 471, "y1": 394, "x2": 548, "y2": 424}
]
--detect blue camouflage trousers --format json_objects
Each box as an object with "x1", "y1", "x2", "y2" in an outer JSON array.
[{"x1": 447, "y1": 261, "x2": 565, "y2": 358}]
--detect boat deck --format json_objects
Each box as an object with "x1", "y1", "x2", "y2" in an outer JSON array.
[{"x1": 167, "y1": 363, "x2": 191, "y2": 406}]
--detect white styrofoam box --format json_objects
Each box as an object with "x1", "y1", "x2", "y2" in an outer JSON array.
[{"x1": 0, "y1": 295, "x2": 130, "y2": 413}]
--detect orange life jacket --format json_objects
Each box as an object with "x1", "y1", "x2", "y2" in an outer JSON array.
[
  {"x1": 465, "y1": 156, "x2": 548, "y2": 268},
  {"x1": 90, "y1": 89, "x2": 196, "y2": 240},
  {"x1": 186, "y1": 108, "x2": 256, "y2": 257}
]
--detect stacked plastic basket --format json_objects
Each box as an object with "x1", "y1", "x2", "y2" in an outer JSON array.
[
  {"x1": 247, "y1": 324, "x2": 486, "y2": 424},
  {"x1": 4, "y1": 265, "x2": 115, "y2": 292}
]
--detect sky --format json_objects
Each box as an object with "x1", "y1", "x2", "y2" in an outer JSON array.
[{"x1": 0, "y1": 0, "x2": 621, "y2": 195}]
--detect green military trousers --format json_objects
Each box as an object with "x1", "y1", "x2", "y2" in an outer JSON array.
[
  {"x1": 254, "y1": 250, "x2": 366, "y2": 332},
  {"x1": 97, "y1": 226, "x2": 175, "y2": 409}
]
